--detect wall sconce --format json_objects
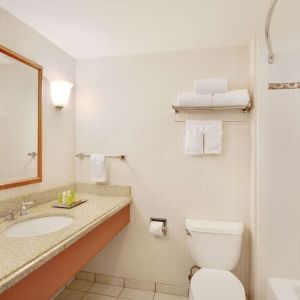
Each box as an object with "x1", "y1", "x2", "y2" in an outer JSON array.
[{"x1": 49, "y1": 80, "x2": 74, "y2": 110}]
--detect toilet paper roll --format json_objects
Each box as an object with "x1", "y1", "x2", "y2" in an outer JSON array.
[{"x1": 150, "y1": 221, "x2": 164, "y2": 237}]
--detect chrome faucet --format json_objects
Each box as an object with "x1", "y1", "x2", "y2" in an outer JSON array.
[{"x1": 19, "y1": 201, "x2": 33, "y2": 216}]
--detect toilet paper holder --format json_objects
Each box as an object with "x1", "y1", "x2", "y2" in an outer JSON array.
[{"x1": 150, "y1": 217, "x2": 167, "y2": 236}]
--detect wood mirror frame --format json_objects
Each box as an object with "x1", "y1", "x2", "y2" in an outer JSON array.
[{"x1": 0, "y1": 45, "x2": 42, "y2": 190}]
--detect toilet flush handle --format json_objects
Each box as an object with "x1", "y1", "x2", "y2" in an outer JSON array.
[{"x1": 186, "y1": 229, "x2": 191, "y2": 236}]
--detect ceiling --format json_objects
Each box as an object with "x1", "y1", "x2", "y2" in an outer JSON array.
[{"x1": 0, "y1": 0, "x2": 299, "y2": 59}]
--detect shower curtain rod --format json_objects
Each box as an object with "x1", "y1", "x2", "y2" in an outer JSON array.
[{"x1": 265, "y1": 0, "x2": 279, "y2": 64}]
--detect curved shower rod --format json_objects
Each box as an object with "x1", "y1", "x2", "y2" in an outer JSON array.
[{"x1": 265, "y1": 0, "x2": 279, "y2": 64}]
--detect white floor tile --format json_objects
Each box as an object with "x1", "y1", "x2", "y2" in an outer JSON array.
[
  {"x1": 67, "y1": 279, "x2": 94, "y2": 292},
  {"x1": 154, "y1": 293, "x2": 188, "y2": 300},
  {"x1": 83, "y1": 292, "x2": 116, "y2": 300},
  {"x1": 125, "y1": 278, "x2": 155, "y2": 292},
  {"x1": 89, "y1": 283, "x2": 123, "y2": 297},
  {"x1": 119, "y1": 287, "x2": 154, "y2": 300},
  {"x1": 76, "y1": 271, "x2": 96, "y2": 282},
  {"x1": 96, "y1": 274, "x2": 124, "y2": 287},
  {"x1": 156, "y1": 283, "x2": 189, "y2": 297},
  {"x1": 54, "y1": 288, "x2": 85, "y2": 300}
]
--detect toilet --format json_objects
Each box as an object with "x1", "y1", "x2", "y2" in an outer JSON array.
[{"x1": 185, "y1": 219, "x2": 246, "y2": 300}]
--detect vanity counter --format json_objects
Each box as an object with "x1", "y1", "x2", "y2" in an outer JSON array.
[{"x1": 0, "y1": 193, "x2": 131, "y2": 294}]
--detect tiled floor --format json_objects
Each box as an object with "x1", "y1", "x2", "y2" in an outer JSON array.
[{"x1": 55, "y1": 279, "x2": 188, "y2": 300}]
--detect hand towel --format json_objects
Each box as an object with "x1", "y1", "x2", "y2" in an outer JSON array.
[
  {"x1": 90, "y1": 154, "x2": 107, "y2": 182},
  {"x1": 203, "y1": 121, "x2": 223, "y2": 154},
  {"x1": 212, "y1": 89, "x2": 250, "y2": 107},
  {"x1": 185, "y1": 121, "x2": 204, "y2": 155},
  {"x1": 194, "y1": 78, "x2": 228, "y2": 94},
  {"x1": 177, "y1": 92, "x2": 212, "y2": 107}
]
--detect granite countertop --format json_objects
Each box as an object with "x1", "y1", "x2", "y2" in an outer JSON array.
[{"x1": 0, "y1": 193, "x2": 131, "y2": 294}]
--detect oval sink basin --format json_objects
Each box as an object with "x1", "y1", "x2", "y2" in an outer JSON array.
[{"x1": 4, "y1": 215, "x2": 74, "y2": 238}]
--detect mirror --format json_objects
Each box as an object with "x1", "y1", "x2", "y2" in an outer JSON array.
[{"x1": 0, "y1": 45, "x2": 42, "y2": 190}]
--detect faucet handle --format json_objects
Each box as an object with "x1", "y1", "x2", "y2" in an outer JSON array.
[
  {"x1": 20, "y1": 201, "x2": 33, "y2": 215},
  {"x1": 5, "y1": 210, "x2": 16, "y2": 221}
]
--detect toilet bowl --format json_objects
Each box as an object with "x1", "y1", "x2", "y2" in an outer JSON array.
[
  {"x1": 189, "y1": 269, "x2": 245, "y2": 300},
  {"x1": 185, "y1": 219, "x2": 246, "y2": 300}
]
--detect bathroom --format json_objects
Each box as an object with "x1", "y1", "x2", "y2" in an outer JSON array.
[{"x1": 0, "y1": 1, "x2": 299, "y2": 300}]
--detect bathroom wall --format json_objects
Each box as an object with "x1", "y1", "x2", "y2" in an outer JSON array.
[
  {"x1": 0, "y1": 8, "x2": 76, "y2": 199},
  {"x1": 254, "y1": 34, "x2": 300, "y2": 300},
  {"x1": 76, "y1": 47, "x2": 252, "y2": 292}
]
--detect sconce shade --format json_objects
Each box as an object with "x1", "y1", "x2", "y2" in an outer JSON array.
[{"x1": 49, "y1": 80, "x2": 73, "y2": 109}]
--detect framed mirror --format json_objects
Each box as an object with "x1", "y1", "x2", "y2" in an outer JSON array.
[{"x1": 0, "y1": 45, "x2": 42, "y2": 190}]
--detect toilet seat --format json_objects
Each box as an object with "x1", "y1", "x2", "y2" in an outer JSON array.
[{"x1": 190, "y1": 268, "x2": 246, "y2": 300}]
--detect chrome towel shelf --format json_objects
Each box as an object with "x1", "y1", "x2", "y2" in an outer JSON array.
[
  {"x1": 172, "y1": 101, "x2": 252, "y2": 114},
  {"x1": 76, "y1": 153, "x2": 126, "y2": 160}
]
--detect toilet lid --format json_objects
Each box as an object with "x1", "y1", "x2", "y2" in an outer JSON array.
[{"x1": 190, "y1": 269, "x2": 246, "y2": 300}]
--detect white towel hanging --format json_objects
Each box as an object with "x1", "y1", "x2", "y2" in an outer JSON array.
[
  {"x1": 203, "y1": 121, "x2": 223, "y2": 154},
  {"x1": 185, "y1": 121, "x2": 204, "y2": 155},
  {"x1": 90, "y1": 154, "x2": 107, "y2": 182}
]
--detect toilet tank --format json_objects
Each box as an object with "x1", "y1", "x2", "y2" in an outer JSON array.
[{"x1": 185, "y1": 219, "x2": 244, "y2": 270}]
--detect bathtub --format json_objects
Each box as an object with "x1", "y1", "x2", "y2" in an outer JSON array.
[{"x1": 268, "y1": 278, "x2": 300, "y2": 300}]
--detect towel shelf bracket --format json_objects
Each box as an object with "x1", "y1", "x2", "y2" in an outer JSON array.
[{"x1": 76, "y1": 153, "x2": 126, "y2": 160}]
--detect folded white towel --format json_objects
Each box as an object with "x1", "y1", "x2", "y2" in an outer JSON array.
[
  {"x1": 212, "y1": 89, "x2": 250, "y2": 107},
  {"x1": 185, "y1": 121, "x2": 204, "y2": 155},
  {"x1": 90, "y1": 154, "x2": 107, "y2": 182},
  {"x1": 177, "y1": 92, "x2": 212, "y2": 107},
  {"x1": 194, "y1": 78, "x2": 228, "y2": 95},
  {"x1": 203, "y1": 121, "x2": 223, "y2": 154}
]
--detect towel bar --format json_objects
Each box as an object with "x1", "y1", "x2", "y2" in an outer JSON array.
[{"x1": 76, "y1": 153, "x2": 126, "y2": 160}]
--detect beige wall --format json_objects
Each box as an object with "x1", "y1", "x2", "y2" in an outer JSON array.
[
  {"x1": 76, "y1": 47, "x2": 252, "y2": 292},
  {"x1": 254, "y1": 34, "x2": 300, "y2": 300},
  {"x1": 0, "y1": 8, "x2": 76, "y2": 200}
]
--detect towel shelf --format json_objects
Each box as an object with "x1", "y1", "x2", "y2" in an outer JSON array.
[
  {"x1": 76, "y1": 153, "x2": 126, "y2": 160},
  {"x1": 172, "y1": 102, "x2": 252, "y2": 114}
]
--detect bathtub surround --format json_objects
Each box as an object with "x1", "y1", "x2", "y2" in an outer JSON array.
[
  {"x1": 268, "y1": 82, "x2": 300, "y2": 90},
  {"x1": 253, "y1": 34, "x2": 300, "y2": 300},
  {"x1": 76, "y1": 46, "x2": 251, "y2": 293},
  {"x1": 0, "y1": 7, "x2": 76, "y2": 201}
]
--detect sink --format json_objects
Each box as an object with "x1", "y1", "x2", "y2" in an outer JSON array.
[{"x1": 4, "y1": 215, "x2": 74, "y2": 238}]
